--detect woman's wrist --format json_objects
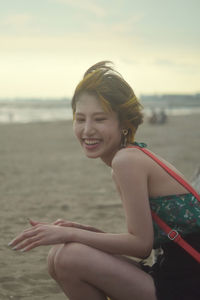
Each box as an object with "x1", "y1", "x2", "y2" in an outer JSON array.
[{"x1": 68, "y1": 227, "x2": 80, "y2": 244}]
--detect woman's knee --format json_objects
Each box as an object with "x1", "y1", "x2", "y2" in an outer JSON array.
[
  {"x1": 47, "y1": 244, "x2": 62, "y2": 280},
  {"x1": 54, "y1": 243, "x2": 92, "y2": 279}
]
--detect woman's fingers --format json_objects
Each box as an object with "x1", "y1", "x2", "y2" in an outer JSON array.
[
  {"x1": 21, "y1": 240, "x2": 41, "y2": 252},
  {"x1": 12, "y1": 236, "x2": 40, "y2": 251},
  {"x1": 8, "y1": 228, "x2": 37, "y2": 248},
  {"x1": 9, "y1": 224, "x2": 68, "y2": 252},
  {"x1": 29, "y1": 219, "x2": 38, "y2": 226},
  {"x1": 29, "y1": 219, "x2": 48, "y2": 226},
  {"x1": 53, "y1": 219, "x2": 66, "y2": 225}
]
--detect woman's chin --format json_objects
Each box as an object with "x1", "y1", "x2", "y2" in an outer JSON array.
[{"x1": 84, "y1": 150, "x2": 101, "y2": 159}]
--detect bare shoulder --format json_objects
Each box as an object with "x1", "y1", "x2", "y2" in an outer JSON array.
[{"x1": 111, "y1": 147, "x2": 148, "y2": 173}]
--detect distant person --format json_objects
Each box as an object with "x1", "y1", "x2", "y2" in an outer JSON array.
[
  {"x1": 9, "y1": 61, "x2": 200, "y2": 300},
  {"x1": 149, "y1": 109, "x2": 158, "y2": 124},
  {"x1": 158, "y1": 110, "x2": 167, "y2": 124}
]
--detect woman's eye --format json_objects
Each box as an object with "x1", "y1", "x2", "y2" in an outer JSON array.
[
  {"x1": 76, "y1": 118, "x2": 85, "y2": 123},
  {"x1": 95, "y1": 118, "x2": 106, "y2": 122}
]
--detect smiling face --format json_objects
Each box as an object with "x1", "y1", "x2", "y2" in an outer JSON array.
[{"x1": 73, "y1": 93, "x2": 122, "y2": 166}]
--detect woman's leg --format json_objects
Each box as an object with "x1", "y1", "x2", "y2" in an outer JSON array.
[
  {"x1": 47, "y1": 242, "x2": 157, "y2": 300},
  {"x1": 47, "y1": 244, "x2": 62, "y2": 281},
  {"x1": 48, "y1": 244, "x2": 107, "y2": 299}
]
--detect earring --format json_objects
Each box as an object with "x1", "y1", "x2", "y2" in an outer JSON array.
[
  {"x1": 122, "y1": 129, "x2": 128, "y2": 136},
  {"x1": 122, "y1": 129, "x2": 128, "y2": 147}
]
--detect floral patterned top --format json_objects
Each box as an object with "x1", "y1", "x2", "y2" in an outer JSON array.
[
  {"x1": 132, "y1": 142, "x2": 200, "y2": 249},
  {"x1": 150, "y1": 193, "x2": 200, "y2": 248}
]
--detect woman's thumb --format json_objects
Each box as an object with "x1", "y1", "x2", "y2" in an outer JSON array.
[{"x1": 28, "y1": 218, "x2": 38, "y2": 226}]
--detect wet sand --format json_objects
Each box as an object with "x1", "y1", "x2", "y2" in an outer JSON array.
[{"x1": 0, "y1": 114, "x2": 200, "y2": 299}]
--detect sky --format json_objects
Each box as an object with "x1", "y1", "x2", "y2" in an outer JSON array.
[{"x1": 0, "y1": 0, "x2": 200, "y2": 98}]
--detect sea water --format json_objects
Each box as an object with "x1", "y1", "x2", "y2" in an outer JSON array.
[
  {"x1": 0, "y1": 99, "x2": 72, "y2": 124},
  {"x1": 0, "y1": 98, "x2": 200, "y2": 124}
]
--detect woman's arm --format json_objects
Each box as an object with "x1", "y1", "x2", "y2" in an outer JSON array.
[
  {"x1": 9, "y1": 224, "x2": 152, "y2": 258},
  {"x1": 29, "y1": 218, "x2": 105, "y2": 233},
  {"x1": 9, "y1": 149, "x2": 154, "y2": 258},
  {"x1": 72, "y1": 148, "x2": 154, "y2": 258}
]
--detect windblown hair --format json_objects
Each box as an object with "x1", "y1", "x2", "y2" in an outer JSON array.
[{"x1": 71, "y1": 61, "x2": 143, "y2": 143}]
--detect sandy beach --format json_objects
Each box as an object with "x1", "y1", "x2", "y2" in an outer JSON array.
[{"x1": 0, "y1": 114, "x2": 200, "y2": 300}]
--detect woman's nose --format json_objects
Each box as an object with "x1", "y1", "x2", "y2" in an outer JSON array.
[{"x1": 83, "y1": 121, "x2": 95, "y2": 136}]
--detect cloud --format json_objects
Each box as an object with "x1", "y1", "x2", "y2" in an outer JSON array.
[
  {"x1": 154, "y1": 58, "x2": 199, "y2": 73},
  {"x1": 0, "y1": 32, "x2": 142, "y2": 60},
  {"x1": 85, "y1": 13, "x2": 145, "y2": 36},
  {"x1": 155, "y1": 59, "x2": 174, "y2": 66},
  {"x1": 2, "y1": 13, "x2": 33, "y2": 27},
  {"x1": 52, "y1": 0, "x2": 106, "y2": 17}
]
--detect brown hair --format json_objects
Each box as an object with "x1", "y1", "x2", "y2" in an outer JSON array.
[{"x1": 71, "y1": 61, "x2": 143, "y2": 143}]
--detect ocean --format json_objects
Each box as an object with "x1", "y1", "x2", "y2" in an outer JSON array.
[
  {"x1": 0, "y1": 97, "x2": 200, "y2": 124},
  {"x1": 0, "y1": 99, "x2": 72, "y2": 124}
]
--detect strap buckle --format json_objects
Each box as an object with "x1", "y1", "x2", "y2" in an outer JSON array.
[{"x1": 168, "y1": 229, "x2": 179, "y2": 241}]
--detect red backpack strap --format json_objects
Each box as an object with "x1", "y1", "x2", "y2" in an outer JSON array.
[
  {"x1": 127, "y1": 145, "x2": 200, "y2": 263},
  {"x1": 151, "y1": 210, "x2": 200, "y2": 263},
  {"x1": 128, "y1": 145, "x2": 200, "y2": 200}
]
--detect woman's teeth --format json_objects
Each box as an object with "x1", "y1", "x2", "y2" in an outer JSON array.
[{"x1": 84, "y1": 139, "x2": 100, "y2": 145}]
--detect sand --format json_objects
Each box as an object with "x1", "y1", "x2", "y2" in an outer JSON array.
[{"x1": 0, "y1": 114, "x2": 200, "y2": 299}]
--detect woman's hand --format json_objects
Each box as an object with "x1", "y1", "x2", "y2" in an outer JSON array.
[
  {"x1": 8, "y1": 224, "x2": 72, "y2": 252},
  {"x1": 29, "y1": 218, "x2": 104, "y2": 233},
  {"x1": 8, "y1": 218, "x2": 104, "y2": 252}
]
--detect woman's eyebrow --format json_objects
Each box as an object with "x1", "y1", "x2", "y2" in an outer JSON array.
[
  {"x1": 93, "y1": 112, "x2": 107, "y2": 116},
  {"x1": 75, "y1": 112, "x2": 84, "y2": 116},
  {"x1": 75, "y1": 112, "x2": 107, "y2": 116}
]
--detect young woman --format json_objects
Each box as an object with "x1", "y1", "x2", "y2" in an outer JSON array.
[{"x1": 9, "y1": 61, "x2": 200, "y2": 300}]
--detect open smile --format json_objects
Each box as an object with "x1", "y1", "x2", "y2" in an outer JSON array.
[{"x1": 83, "y1": 139, "x2": 102, "y2": 150}]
